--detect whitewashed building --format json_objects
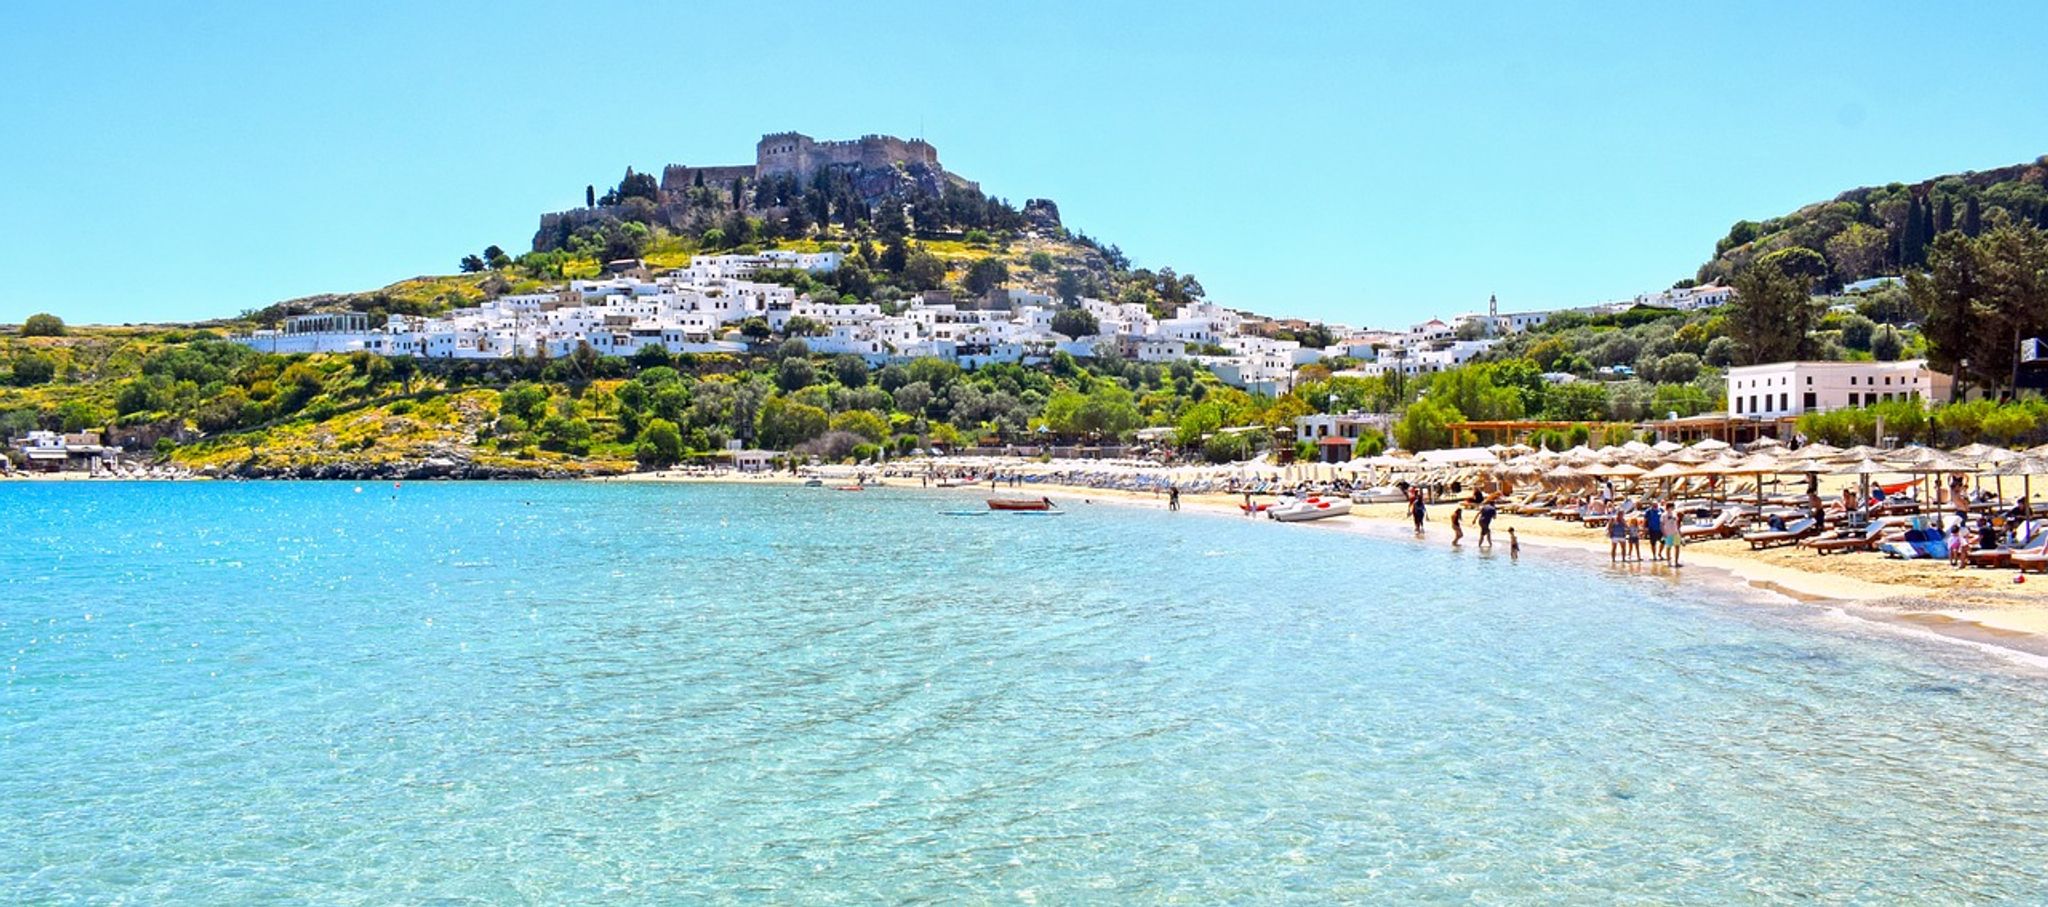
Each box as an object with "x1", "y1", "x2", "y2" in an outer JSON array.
[{"x1": 1726, "y1": 360, "x2": 1953, "y2": 419}]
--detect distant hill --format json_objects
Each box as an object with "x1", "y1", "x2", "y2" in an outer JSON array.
[{"x1": 1696, "y1": 156, "x2": 2048, "y2": 288}]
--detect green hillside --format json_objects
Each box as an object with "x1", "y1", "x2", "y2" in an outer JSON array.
[{"x1": 1697, "y1": 156, "x2": 2048, "y2": 288}]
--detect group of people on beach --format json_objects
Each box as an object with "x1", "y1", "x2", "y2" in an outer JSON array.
[
  {"x1": 1600, "y1": 498, "x2": 1685, "y2": 566},
  {"x1": 1411, "y1": 485, "x2": 1520, "y2": 560}
]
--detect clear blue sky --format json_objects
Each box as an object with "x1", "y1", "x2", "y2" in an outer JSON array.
[{"x1": 3, "y1": 1, "x2": 2044, "y2": 328}]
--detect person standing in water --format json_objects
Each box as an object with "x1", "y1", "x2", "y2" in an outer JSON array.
[
  {"x1": 1477, "y1": 498, "x2": 1497, "y2": 548},
  {"x1": 1665, "y1": 507, "x2": 1684, "y2": 567},
  {"x1": 1450, "y1": 505, "x2": 1465, "y2": 546},
  {"x1": 1410, "y1": 487, "x2": 1427, "y2": 534},
  {"x1": 1168, "y1": 485, "x2": 1181, "y2": 512},
  {"x1": 1508, "y1": 527, "x2": 1520, "y2": 561}
]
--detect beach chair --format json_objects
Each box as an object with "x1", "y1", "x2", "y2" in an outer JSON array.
[
  {"x1": 1801, "y1": 519, "x2": 1897, "y2": 556},
  {"x1": 1965, "y1": 546, "x2": 2014, "y2": 569},
  {"x1": 2012, "y1": 539, "x2": 2048, "y2": 573},
  {"x1": 1681, "y1": 510, "x2": 1741, "y2": 541},
  {"x1": 1744, "y1": 518, "x2": 1817, "y2": 550}
]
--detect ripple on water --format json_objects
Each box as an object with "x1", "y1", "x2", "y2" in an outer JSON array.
[{"x1": 3, "y1": 482, "x2": 2048, "y2": 902}]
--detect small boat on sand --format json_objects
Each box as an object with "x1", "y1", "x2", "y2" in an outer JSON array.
[
  {"x1": 1350, "y1": 485, "x2": 1408, "y2": 504},
  {"x1": 802, "y1": 478, "x2": 825, "y2": 487},
  {"x1": 987, "y1": 497, "x2": 1056, "y2": 511},
  {"x1": 935, "y1": 476, "x2": 979, "y2": 488},
  {"x1": 1267, "y1": 495, "x2": 1352, "y2": 522}
]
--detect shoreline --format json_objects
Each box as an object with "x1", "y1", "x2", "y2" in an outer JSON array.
[
  {"x1": 599, "y1": 468, "x2": 2048, "y2": 662},
  {"x1": 21, "y1": 465, "x2": 2048, "y2": 663}
]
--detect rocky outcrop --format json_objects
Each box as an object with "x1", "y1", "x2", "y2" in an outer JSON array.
[
  {"x1": 222, "y1": 458, "x2": 627, "y2": 480},
  {"x1": 1023, "y1": 198, "x2": 1061, "y2": 231}
]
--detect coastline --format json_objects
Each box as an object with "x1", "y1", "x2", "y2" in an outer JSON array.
[
  {"x1": 20, "y1": 464, "x2": 2048, "y2": 661},
  {"x1": 598, "y1": 467, "x2": 2048, "y2": 661}
]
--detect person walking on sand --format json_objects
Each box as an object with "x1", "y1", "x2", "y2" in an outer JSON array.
[
  {"x1": 1244, "y1": 491, "x2": 1255, "y2": 517},
  {"x1": 1451, "y1": 506, "x2": 1465, "y2": 546},
  {"x1": 1477, "y1": 498, "x2": 1497, "y2": 548}
]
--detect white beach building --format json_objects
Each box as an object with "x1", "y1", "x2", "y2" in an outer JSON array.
[{"x1": 1726, "y1": 359, "x2": 1954, "y2": 419}]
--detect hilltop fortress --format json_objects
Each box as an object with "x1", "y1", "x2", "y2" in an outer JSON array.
[
  {"x1": 661, "y1": 132, "x2": 954, "y2": 192},
  {"x1": 535, "y1": 131, "x2": 983, "y2": 250}
]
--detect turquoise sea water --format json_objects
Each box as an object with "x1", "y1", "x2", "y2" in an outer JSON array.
[{"x1": 6, "y1": 481, "x2": 2048, "y2": 903}]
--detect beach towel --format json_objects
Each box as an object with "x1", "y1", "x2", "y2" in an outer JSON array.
[{"x1": 1878, "y1": 526, "x2": 1948, "y2": 560}]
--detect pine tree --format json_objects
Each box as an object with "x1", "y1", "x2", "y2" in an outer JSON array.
[
  {"x1": 585, "y1": 185, "x2": 595, "y2": 208},
  {"x1": 693, "y1": 169, "x2": 705, "y2": 188},
  {"x1": 731, "y1": 178, "x2": 744, "y2": 211},
  {"x1": 1936, "y1": 197, "x2": 1954, "y2": 234},
  {"x1": 1898, "y1": 197, "x2": 1924, "y2": 268},
  {"x1": 1964, "y1": 196, "x2": 1984, "y2": 236}
]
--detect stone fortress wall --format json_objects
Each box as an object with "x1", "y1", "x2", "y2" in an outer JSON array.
[
  {"x1": 539, "y1": 132, "x2": 970, "y2": 250},
  {"x1": 657, "y1": 163, "x2": 755, "y2": 196},
  {"x1": 755, "y1": 132, "x2": 940, "y2": 180}
]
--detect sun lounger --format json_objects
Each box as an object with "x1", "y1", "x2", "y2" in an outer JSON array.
[
  {"x1": 2014, "y1": 549, "x2": 2048, "y2": 573},
  {"x1": 1965, "y1": 547, "x2": 2014, "y2": 568},
  {"x1": 1680, "y1": 510, "x2": 1741, "y2": 540},
  {"x1": 1744, "y1": 518, "x2": 1817, "y2": 550},
  {"x1": 1802, "y1": 519, "x2": 1898, "y2": 556}
]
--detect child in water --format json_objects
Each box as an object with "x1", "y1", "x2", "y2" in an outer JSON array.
[{"x1": 1508, "y1": 527, "x2": 1520, "y2": 560}]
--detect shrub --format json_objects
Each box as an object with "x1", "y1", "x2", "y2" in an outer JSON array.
[
  {"x1": 11, "y1": 354, "x2": 56, "y2": 386},
  {"x1": 636, "y1": 418, "x2": 683, "y2": 466},
  {"x1": 1202, "y1": 431, "x2": 1251, "y2": 463},
  {"x1": 20, "y1": 313, "x2": 65, "y2": 337}
]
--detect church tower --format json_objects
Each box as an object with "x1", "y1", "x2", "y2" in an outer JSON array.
[{"x1": 1488, "y1": 294, "x2": 1499, "y2": 337}]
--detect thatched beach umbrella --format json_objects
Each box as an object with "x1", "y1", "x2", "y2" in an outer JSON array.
[
  {"x1": 1988, "y1": 455, "x2": 2048, "y2": 511},
  {"x1": 1982, "y1": 454, "x2": 2048, "y2": 511},
  {"x1": 1710, "y1": 453, "x2": 1784, "y2": 509},
  {"x1": 1898, "y1": 451, "x2": 1979, "y2": 509},
  {"x1": 1663, "y1": 447, "x2": 1712, "y2": 466},
  {"x1": 1638, "y1": 460, "x2": 1696, "y2": 497},
  {"x1": 1785, "y1": 442, "x2": 1843, "y2": 463},
  {"x1": 1834, "y1": 444, "x2": 1887, "y2": 463},
  {"x1": 1693, "y1": 438, "x2": 1731, "y2": 453},
  {"x1": 1831, "y1": 457, "x2": 1895, "y2": 504}
]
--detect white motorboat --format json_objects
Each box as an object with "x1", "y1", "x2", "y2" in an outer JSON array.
[
  {"x1": 1350, "y1": 485, "x2": 1409, "y2": 504},
  {"x1": 1267, "y1": 495, "x2": 1353, "y2": 522}
]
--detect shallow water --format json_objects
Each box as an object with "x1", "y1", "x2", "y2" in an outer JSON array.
[{"x1": 5, "y1": 481, "x2": 2048, "y2": 902}]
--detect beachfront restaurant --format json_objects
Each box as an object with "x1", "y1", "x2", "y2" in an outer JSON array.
[
  {"x1": 1643, "y1": 412, "x2": 1783, "y2": 446},
  {"x1": 11, "y1": 430, "x2": 115, "y2": 473}
]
